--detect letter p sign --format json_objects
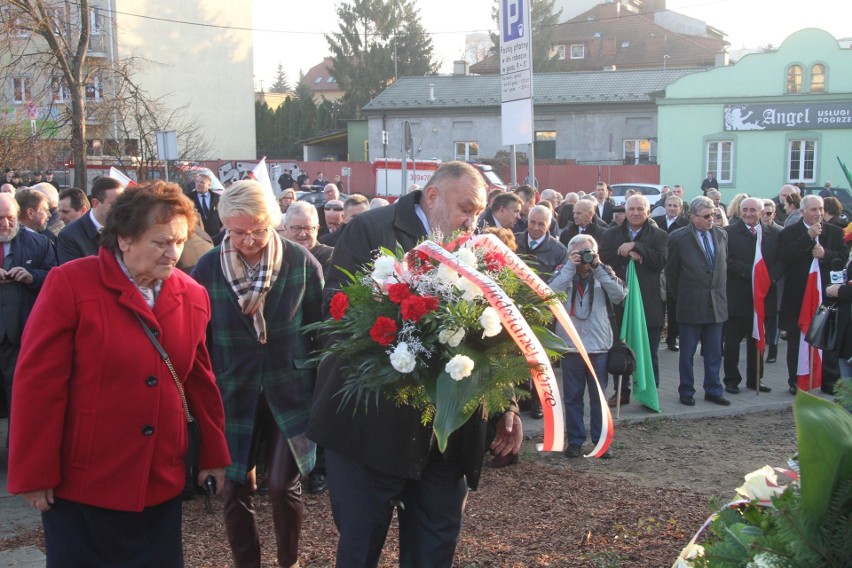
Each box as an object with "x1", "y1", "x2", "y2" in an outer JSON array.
[{"x1": 502, "y1": 0, "x2": 525, "y2": 42}]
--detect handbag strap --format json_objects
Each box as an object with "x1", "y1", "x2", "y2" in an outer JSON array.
[{"x1": 133, "y1": 313, "x2": 194, "y2": 424}]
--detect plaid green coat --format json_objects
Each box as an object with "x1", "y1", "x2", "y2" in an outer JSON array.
[{"x1": 191, "y1": 238, "x2": 323, "y2": 482}]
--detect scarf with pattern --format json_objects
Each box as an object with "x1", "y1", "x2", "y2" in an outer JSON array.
[{"x1": 220, "y1": 231, "x2": 283, "y2": 344}]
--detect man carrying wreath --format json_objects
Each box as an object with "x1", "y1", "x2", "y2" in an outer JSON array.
[{"x1": 307, "y1": 161, "x2": 523, "y2": 567}]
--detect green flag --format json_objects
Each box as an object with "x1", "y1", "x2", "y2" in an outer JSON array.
[
  {"x1": 620, "y1": 259, "x2": 660, "y2": 412},
  {"x1": 838, "y1": 156, "x2": 852, "y2": 188}
]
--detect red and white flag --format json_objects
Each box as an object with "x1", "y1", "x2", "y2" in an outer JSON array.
[
  {"x1": 108, "y1": 167, "x2": 136, "y2": 187},
  {"x1": 797, "y1": 258, "x2": 822, "y2": 389},
  {"x1": 751, "y1": 228, "x2": 771, "y2": 354},
  {"x1": 251, "y1": 157, "x2": 274, "y2": 197}
]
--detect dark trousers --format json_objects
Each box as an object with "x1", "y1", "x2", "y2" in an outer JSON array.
[
  {"x1": 1, "y1": 336, "x2": 19, "y2": 417},
  {"x1": 42, "y1": 496, "x2": 183, "y2": 567},
  {"x1": 678, "y1": 322, "x2": 724, "y2": 398},
  {"x1": 223, "y1": 397, "x2": 303, "y2": 568},
  {"x1": 325, "y1": 450, "x2": 467, "y2": 568},
  {"x1": 723, "y1": 316, "x2": 764, "y2": 388},
  {"x1": 665, "y1": 293, "x2": 679, "y2": 346}
]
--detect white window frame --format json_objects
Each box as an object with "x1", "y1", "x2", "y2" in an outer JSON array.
[
  {"x1": 11, "y1": 77, "x2": 31, "y2": 104},
  {"x1": 454, "y1": 141, "x2": 478, "y2": 161},
  {"x1": 90, "y1": 5, "x2": 103, "y2": 35},
  {"x1": 550, "y1": 45, "x2": 566, "y2": 60},
  {"x1": 788, "y1": 139, "x2": 817, "y2": 183},
  {"x1": 623, "y1": 139, "x2": 651, "y2": 165},
  {"x1": 706, "y1": 140, "x2": 733, "y2": 184},
  {"x1": 570, "y1": 44, "x2": 585, "y2": 59}
]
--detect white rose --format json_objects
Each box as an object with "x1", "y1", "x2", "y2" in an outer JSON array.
[
  {"x1": 479, "y1": 307, "x2": 502, "y2": 338},
  {"x1": 438, "y1": 327, "x2": 466, "y2": 348},
  {"x1": 389, "y1": 342, "x2": 416, "y2": 373},
  {"x1": 454, "y1": 278, "x2": 483, "y2": 301},
  {"x1": 456, "y1": 248, "x2": 477, "y2": 267},
  {"x1": 445, "y1": 354, "x2": 475, "y2": 381},
  {"x1": 372, "y1": 255, "x2": 397, "y2": 282},
  {"x1": 735, "y1": 465, "x2": 784, "y2": 503}
]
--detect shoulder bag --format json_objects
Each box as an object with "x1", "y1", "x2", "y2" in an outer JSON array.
[{"x1": 804, "y1": 302, "x2": 838, "y2": 351}]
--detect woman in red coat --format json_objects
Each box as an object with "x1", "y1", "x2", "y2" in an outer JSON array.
[{"x1": 8, "y1": 181, "x2": 230, "y2": 567}]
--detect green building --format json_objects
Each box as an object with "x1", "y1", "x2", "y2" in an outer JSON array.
[{"x1": 658, "y1": 29, "x2": 852, "y2": 201}]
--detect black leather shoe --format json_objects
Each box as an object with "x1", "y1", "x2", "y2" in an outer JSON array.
[
  {"x1": 308, "y1": 472, "x2": 328, "y2": 495},
  {"x1": 667, "y1": 342, "x2": 680, "y2": 352},
  {"x1": 679, "y1": 395, "x2": 695, "y2": 406},
  {"x1": 789, "y1": 385, "x2": 797, "y2": 395},
  {"x1": 598, "y1": 449, "x2": 614, "y2": 459},
  {"x1": 564, "y1": 444, "x2": 583, "y2": 458},
  {"x1": 705, "y1": 394, "x2": 731, "y2": 406},
  {"x1": 724, "y1": 385, "x2": 740, "y2": 394},
  {"x1": 530, "y1": 405, "x2": 543, "y2": 419},
  {"x1": 766, "y1": 345, "x2": 777, "y2": 363},
  {"x1": 747, "y1": 385, "x2": 772, "y2": 393},
  {"x1": 607, "y1": 392, "x2": 631, "y2": 408}
]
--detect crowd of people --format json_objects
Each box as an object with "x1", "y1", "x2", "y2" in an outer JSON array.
[{"x1": 1, "y1": 161, "x2": 848, "y2": 566}]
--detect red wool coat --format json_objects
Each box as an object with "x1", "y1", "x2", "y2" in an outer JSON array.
[{"x1": 8, "y1": 249, "x2": 230, "y2": 512}]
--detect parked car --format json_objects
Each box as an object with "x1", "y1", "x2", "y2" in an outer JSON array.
[
  {"x1": 297, "y1": 190, "x2": 348, "y2": 207},
  {"x1": 801, "y1": 186, "x2": 852, "y2": 224},
  {"x1": 609, "y1": 183, "x2": 665, "y2": 206}
]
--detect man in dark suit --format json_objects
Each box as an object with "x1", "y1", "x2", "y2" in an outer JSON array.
[
  {"x1": 653, "y1": 195, "x2": 689, "y2": 351},
  {"x1": 666, "y1": 196, "x2": 730, "y2": 407},
  {"x1": 559, "y1": 199, "x2": 608, "y2": 246},
  {"x1": 307, "y1": 162, "x2": 521, "y2": 567},
  {"x1": 187, "y1": 173, "x2": 221, "y2": 240},
  {"x1": 593, "y1": 182, "x2": 615, "y2": 224},
  {"x1": 700, "y1": 171, "x2": 719, "y2": 194},
  {"x1": 477, "y1": 191, "x2": 522, "y2": 231},
  {"x1": 599, "y1": 194, "x2": 668, "y2": 404},
  {"x1": 515, "y1": 205, "x2": 568, "y2": 279},
  {"x1": 56, "y1": 176, "x2": 124, "y2": 264},
  {"x1": 722, "y1": 198, "x2": 781, "y2": 394},
  {"x1": 0, "y1": 193, "x2": 56, "y2": 418},
  {"x1": 511, "y1": 185, "x2": 536, "y2": 233},
  {"x1": 776, "y1": 194, "x2": 846, "y2": 394}
]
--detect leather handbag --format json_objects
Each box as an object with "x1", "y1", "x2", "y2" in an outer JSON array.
[
  {"x1": 805, "y1": 303, "x2": 838, "y2": 351},
  {"x1": 607, "y1": 338, "x2": 636, "y2": 375}
]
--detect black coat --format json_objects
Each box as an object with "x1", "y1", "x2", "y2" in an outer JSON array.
[
  {"x1": 595, "y1": 200, "x2": 615, "y2": 224},
  {"x1": 724, "y1": 221, "x2": 780, "y2": 318},
  {"x1": 598, "y1": 220, "x2": 668, "y2": 327},
  {"x1": 188, "y1": 190, "x2": 222, "y2": 238},
  {"x1": 559, "y1": 218, "x2": 608, "y2": 247},
  {"x1": 776, "y1": 221, "x2": 846, "y2": 332},
  {"x1": 666, "y1": 224, "x2": 728, "y2": 324},
  {"x1": 652, "y1": 214, "x2": 689, "y2": 234},
  {"x1": 307, "y1": 191, "x2": 489, "y2": 489},
  {"x1": 56, "y1": 212, "x2": 99, "y2": 264}
]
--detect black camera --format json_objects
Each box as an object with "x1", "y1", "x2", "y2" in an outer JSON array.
[{"x1": 578, "y1": 249, "x2": 596, "y2": 264}]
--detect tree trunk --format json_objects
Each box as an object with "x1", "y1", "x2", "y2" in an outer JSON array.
[{"x1": 70, "y1": 86, "x2": 87, "y2": 190}]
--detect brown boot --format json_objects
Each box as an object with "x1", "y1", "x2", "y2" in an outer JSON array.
[{"x1": 607, "y1": 391, "x2": 630, "y2": 408}]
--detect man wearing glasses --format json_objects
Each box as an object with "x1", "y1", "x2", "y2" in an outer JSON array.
[
  {"x1": 321, "y1": 199, "x2": 345, "y2": 235},
  {"x1": 666, "y1": 196, "x2": 730, "y2": 407},
  {"x1": 320, "y1": 195, "x2": 370, "y2": 247},
  {"x1": 281, "y1": 201, "x2": 333, "y2": 276}
]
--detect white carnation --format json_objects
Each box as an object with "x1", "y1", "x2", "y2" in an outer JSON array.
[
  {"x1": 445, "y1": 354, "x2": 475, "y2": 381},
  {"x1": 455, "y1": 248, "x2": 477, "y2": 267},
  {"x1": 454, "y1": 277, "x2": 483, "y2": 301},
  {"x1": 438, "y1": 327, "x2": 466, "y2": 347},
  {"x1": 372, "y1": 255, "x2": 397, "y2": 282},
  {"x1": 436, "y1": 263, "x2": 459, "y2": 282},
  {"x1": 479, "y1": 307, "x2": 503, "y2": 338},
  {"x1": 736, "y1": 465, "x2": 785, "y2": 503},
  {"x1": 389, "y1": 342, "x2": 417, "y2": 373}
]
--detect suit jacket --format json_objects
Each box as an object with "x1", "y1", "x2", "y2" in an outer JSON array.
[
  {"x1": 514, "y1": 231, "x2": 568, "y2": 279},
  {"x1": 598, "y1": 220, "x2": 669, "y2": 327},
  {"x1": 0, "y1": 229, "x2": 56, "y2": 342},
  {"x1": 56, "y1": 212, "x2": 100, "y2": 264},
  {"x1": 724, "y1": 221, "x2": 780, "y2": 318},
  {"x1": 595, "y1": 200, "x2": 615, "y2": 224},
  {"x1": 189, "y1": 190, "x2": 222, "y2": 239},
  {"x1": 191, "y1": 237, "x2": 324, "y2": 482},
  {"x1": 652, "y1": 214, "x2": 689, "y2": 234},
  {"x1": 666, "y1": 224, "x2": 728, "y2": 324},
  {"x1": 559, "y1": 218, "x2": 608, "y2": 246},
  {"x1": 307, "y1": 190, "x2": 491, "y2": 489},
  {"x1": 776, "y1": 220, "x2": 846, "y2": 331},
  {"x1": 7, "y1": 249, "x2": 229, "y2": 511}
]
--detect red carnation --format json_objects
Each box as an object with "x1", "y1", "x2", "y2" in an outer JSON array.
[
  {"x1": 369, "y1": 316, "x2": 398, "y2": 346},
  {"x1": 484, "y1": 251, "x2": 508, "y2": 271},
  {"x1": 406, "y1": 250, "x2": 434, "y2": 276},
  {"x1": 387, "y1": 283, "x2": 412, "y2": 304},
  {"x1": 329, "y1": 292, "x2": 349, "y2": 320},
  {"x1": 401, "y1": 295, "x2": 439, "y2": 322}
]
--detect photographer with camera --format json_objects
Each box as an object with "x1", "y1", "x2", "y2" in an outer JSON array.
[{"x1": 549, "y1": 234, "x2": 626, "y2": 459}]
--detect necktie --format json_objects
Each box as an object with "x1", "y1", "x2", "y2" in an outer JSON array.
[
  {"x1": 749, "y1": 226, "x2": 756, "y2": 236},
  {"x1": 701, "y1": 231, "x2": 715, "y2": 268},
  {"x1": 201, "y1": 194, "x2": 209, "y2": 218},
  {"x1": 529, "y1": 239, "x2": 538, "y2": 249},
  {"x1": 578, "y1": 227, "x2": 584, "y2": 234}
]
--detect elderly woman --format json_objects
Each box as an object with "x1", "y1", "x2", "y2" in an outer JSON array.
[
  {"x1": 278, "y1": 188, "x2": 296, "y2": 214},
  {"x1": 191, "y1": 180, "x2": 323, "y2": 568},
  {"x1": 8, "y1": 181, "x2": 229, "y2": 565},
  {"x1": 549, "y1": 234, "x2": 626, "y2": 459}
]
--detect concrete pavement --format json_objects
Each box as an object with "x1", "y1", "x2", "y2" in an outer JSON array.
[{"x1": 0, "y1": 338, "x2": 835, "y2": 565}]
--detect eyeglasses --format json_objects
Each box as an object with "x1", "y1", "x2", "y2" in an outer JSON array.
[
  {"x1": 229, "y1": 227, "x2": 269, "y2": 242},
  {"x1": 696, "y1": 213, "x2": 714, "y2": 219},
  {"x1": 324, "y1": 205, "x2": 343, "y2": 211},
  {"x1": 288, "y1": 225, "x2": 318, "y2": 234}
]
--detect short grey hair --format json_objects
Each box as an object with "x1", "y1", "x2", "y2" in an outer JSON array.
[
  {"x1": 529, "y1": 204, "x2": 552, "y2": 223},
  {"x1": 30, "y1": 182, "x2": 59, "y2": 207},
  {"x1": 218, "y1": 179, "x2": 281, "y2": 227},
  {"x1": 691, "y1": 195, "x2": 714, "y2": 215},
  {"x1": 665, "y1": 195, "x2": 683, "y2": 207},
  {"x1": 284, "y1": 200, "x2": 318, "y2": 225},
  {"x1": 626, "y1": 194, "x2": 650, "y2": 211},
  {"x1": 801, "y1": 194, "x2": 823, "y2": 210},
  {"x1": 567, "y1": 234, "x2": 597, "y2": 252}
]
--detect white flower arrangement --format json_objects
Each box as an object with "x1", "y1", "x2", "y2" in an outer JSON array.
[
  {"x1": 479, "y1": 306, "x2": 503, "y2": 338},
  {"x1": 445, "y1": 354, "x2": 475, "y2": 381},
  {"x1": 389, "y1": 342, "x2": 417, "y2": 373},
  {"x1": 438, "y1": 327, "x2": 466, "y2": 348}
]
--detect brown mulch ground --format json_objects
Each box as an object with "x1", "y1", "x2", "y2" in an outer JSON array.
[{"x1": 2, "y1": 409, "x2": 798, "y2": 567}]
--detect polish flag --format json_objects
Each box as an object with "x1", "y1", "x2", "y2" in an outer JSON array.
[
  {"x1": 108, "y1": 167, "x2": 136, "y2": 187},
  {"x1": 251, "y1": 157, "x2": 275, "y2": 197},
  {"x1": 797, "y1": 258, "x2": 822, "y2": 389},
  {"x1": 751, "y1": 227, "x2": 771, "y2": 354}
]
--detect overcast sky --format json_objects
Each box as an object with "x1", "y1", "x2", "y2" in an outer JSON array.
[{"x1": 252, "y1": 0, "x2": 852, "y2": 90}]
